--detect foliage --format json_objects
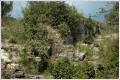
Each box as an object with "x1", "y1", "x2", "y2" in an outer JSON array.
[
  {"x1": 85, "y1": 18, "x2": 95, "y2": 32},
  {"x1": 82, "y1": 34, "x2": 95, "y2": 44},
  {"x1": 49, "y1": 57, "x2": 74, "y2": 79},
  {"x1": 58, "y1": 22, "x2": 70, "y2": 38},
  {"x1": 8, "y1": 35, "x2": 16, "y2": 43},
  {"x1": 28, "y1": 40, "x2": 43, "y2": 56},
  {"x1": 22, "y1": 2, "x2": 89, "y2": 44},
  {"x1": 19, "y1": 48, "x2": 39, "y2": 74},
  {"x1": 23, "y1": 2, "x2": 75, "y2": 27},
  {"x1": 2, "y1": 18, "x2": 26, "y2": 44},
  {"x1": 105, "y1": 2, "x2": 119, "y2": 25},
  {"x1": 22, "y1": 2, "x2": 80, "y2": 55},
  {"x1": 83, "y1": 62, "x2": 95, "y2": 78},
  {"x1": 72, "y1": 65, "x2": 88, "y2": 79},
  {"x1": 82, "y1": 18, "x2": 100, "y2": 44},
  {"x1": 1, "y1": 1, "x2": 13, "y2": 17},
  {"x1": 73, "y1": 62, "x2": 95, "y2": 79},
  {"x1": 75, "y1": 42, "x2": 93, "y2": 59},
  {"x1": 96, "y1": 38, "x2": 119, "y2": 78},
  {"x1": 2, "y1": 1, "x2": 119, "y2": 79},
  {"x1": 48, "y1": 57, "x2": 95, "y2": 79},
  {"x1": 19, "y1": 48, "x2": 29, "y2": 66}
]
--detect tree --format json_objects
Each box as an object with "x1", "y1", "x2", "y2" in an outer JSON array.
[
  {"x1": 22, "y1": 1, "x2": 82, "y2": 43},
  {"x1": 1, "y1": 1, "x2": 13, "y2": 17},
  {"x1": 105, "y1": 2, "x2": 119, "y2": 25},
  {"x1": 23, "y1": 1, "x2": 100, "y2": 46},
  {"x1": 97, "y1": 2, "x2": 119, "y2": 25}
]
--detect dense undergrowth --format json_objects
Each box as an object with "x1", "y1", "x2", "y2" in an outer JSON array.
[
  {"x1": 2, "y1": 1, "x2": 119, "y2": 79},
  {"x1": 47, "y1": 57, "x2": 95, "y2": 79},
  {"x1": 96, "y1": 38, "x2": 119, "y2": 78}
]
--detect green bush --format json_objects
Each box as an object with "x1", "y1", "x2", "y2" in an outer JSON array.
[
  {"x1": 23, "y1": 22, "x2": 54, "y2": 56},
  {"x1": 73, "y1": 64, "x2": 88, "y2": 79},
  {"x1": 48, "y1": 57, "x2": 95, "y2": 79},
  {"x1": 8, "y1": 35, "x2": 16, "y2": 43},
  {"x1": 105, "y1": 2, "x2": 119, "y2": 25},
  {"x1": 58, "y1": 22, "x2": 70, "y2": 37},
  {"x1": 82, "y1": 34, "x2": 95, "y2": 44},
  {"x1": 73, "y1": 62, "x2": 95, "y2": 79},
  {"x1": 75, "y1": 42, "x2": 93, "y2": 58},
  {"x1": 82, "y1": 18, "x2": 99, "y2": 44},
  {"x1": 23, "y1": 2, "x2": 92, "y2": 44},
  {"x1": 83, "y1": 62, "x2": 95, "y2": 78},
  {"x1": 49, "y1": 57, "x2": 74, "y2": 79},
  {"x1": 19, "y1": 48, "x2": 39, "y2": 74},
  {"x1": 19, "y1": 48, "x2": 30, "y2": 66},
  {"x1": 28, "y1": 40, "x2": 43, "y2": 56}
]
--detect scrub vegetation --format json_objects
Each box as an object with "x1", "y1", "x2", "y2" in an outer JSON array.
[{"x1": 1, "y1": 1, "x2": 119, "y2": 79}]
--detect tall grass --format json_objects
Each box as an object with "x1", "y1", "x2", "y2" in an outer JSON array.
[
  {"x1": 96, "y1": 38, "x2": 119, "y2": 78},
  {"x1": 2, "y1": 18, "x2": 26, "y2": 44}
]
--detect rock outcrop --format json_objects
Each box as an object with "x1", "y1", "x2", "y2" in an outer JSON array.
[
  {"x1": 1, "y1": 48, "x2": 25, "y2": 78},
  {"x1": 75, "y1": 52, "x2": 86, "y2": 61}
]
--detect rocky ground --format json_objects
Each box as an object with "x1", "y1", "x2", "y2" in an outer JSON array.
[
  {"x1": 1, "y1": 33, "x2": 118, "y2": 79},
  {"x1": 1, "y1": 40, "x2": 53, "y2": 79}
]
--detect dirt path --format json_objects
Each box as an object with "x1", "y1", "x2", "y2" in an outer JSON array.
[
  {"x1": 104, "y1": 33, "x2": 118, "y2": 39},
  {"x1": 96, "y1": 33, "x2": 118, "y2": 41}
]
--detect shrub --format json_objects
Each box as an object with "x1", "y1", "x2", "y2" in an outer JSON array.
[
  {"x1": 75, "y1": 42, "x2": 93, "y2": 59},
  {"x1": 48, "y1": 57, "x2": 95, "y2": 79},
  {"x1": 19, "y1": 48, "x2": 39, "y2": 74},
  {"x1": 83, "y1": 62, "x2": 95, "y2": 78},
  {"x1": 73, "y1": 62, "x2": 95, "y2": 79},
  {"x1": 23, "y1": 2, "x2": 91, "y2": 44},
  {"x1": 23, "y1": 23, "x2": 54, "y2": 56},
  {"x1": 8, "y1": 35, "x2": 16, "y2": 43},
  {"x1": 58, "y1": 22, "x2": 70, "y2": 38},
  {"x1": 82, "y1": 35, "x2": 95, "y2": 44},
  {"x1": 28, "y1": 40, "x2": 43, "y2": 56},
  {"x1": 49, "y1": 57, "x2": 74, "y2": 79},
  {"x1": 105, "y1": 2, "x2": 119, "y2": 25},
  {"x1": 72, "y1": 64, "x2": 88, "y2": 79},
  {"x1": 82, "y1": 18, "x2": 99, "y2": 44},
  {"x1": 97, "y1": 38, "x2": 119, "y2": 78},
  {"x1": 19, "y1": 48, "x2": 30, "y2": 66}
]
